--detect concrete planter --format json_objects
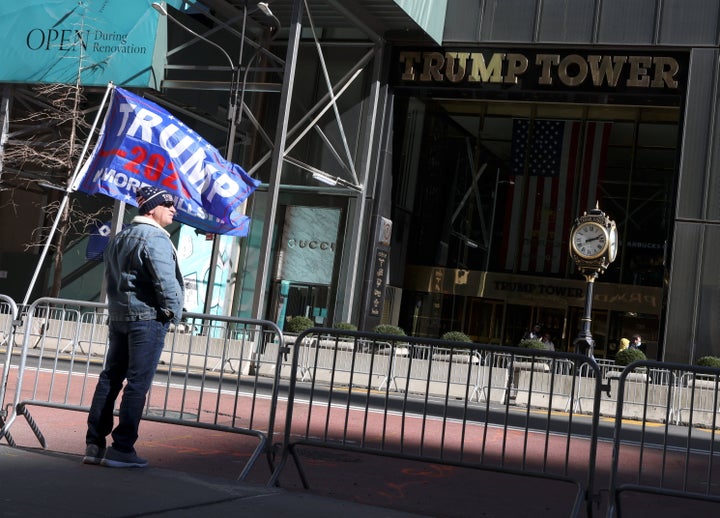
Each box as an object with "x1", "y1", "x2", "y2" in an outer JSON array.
[{"x1": 606, "y1": 370, "x2": 648, "y2": 383}]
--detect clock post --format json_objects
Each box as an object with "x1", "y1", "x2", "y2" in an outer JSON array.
[
  {"x1": 568, "y1": 204, "x2": 618, "y2": 358},
  {"x1": 575, "y1": 271, "x2": 598, "y2": 358}
]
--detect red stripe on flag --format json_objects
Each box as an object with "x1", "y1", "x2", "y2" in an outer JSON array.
[
  {"x1": 543, "y1": 169, "x2": 561, "y2": 272},
  {"x1": 557, "y1": 122, "x2": 582, "y2": 272},
  {"x1": 578, "y1": 122, "x2": 612, "y2": 214},
  {"x1": 499, "y1": 175, "x2": 517, "y2": 271},
  {"x1": 580, "y1": 122, "x2": 598, "y2": 212}
]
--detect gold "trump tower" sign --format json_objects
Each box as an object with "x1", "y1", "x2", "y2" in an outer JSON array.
[{"x1": 394, "y1": 49, "x2": 686, "y2": 100}]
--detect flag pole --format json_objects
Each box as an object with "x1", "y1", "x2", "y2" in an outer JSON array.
[{"x1": 22, "y1": 82, "x2": 115, "y2": 306}]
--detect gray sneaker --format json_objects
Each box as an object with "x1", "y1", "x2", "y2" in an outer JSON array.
[
  {"x1": 82, "y1": 444, "x2": 106, "y2": 465},
  {"x1": 100, "y1": 446, "x2": 148, "y2": 468}
]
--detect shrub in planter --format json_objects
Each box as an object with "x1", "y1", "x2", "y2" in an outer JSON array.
[
  {"x1": 441, "y1": 331, "x2": 472, "y2": 342},
  {"x1": 285, "y1": 316, "x2": 314, "y2": 334},
  {"x1": 518, "y1": 338, "x2": 545, "y2": 350},
  {"x1": 614, "y1": 347, "x2": 646, "y2": 366},
  {"x1": 514, "y1": 339, "x2": 550, "y2": 372},
  {"x1": 333, "y1": 322, "x2": 357, "y2": 341},
  {"x1": 696, "y1": 356, "x2": 720, "y2": 368},
  {"x1": 441, "y1": 331, "x2": 473, "y2": 355},
  {"x1": 372, "y1": 324, "x2": 409, "y2": 355},
  {"x1": 373, "y1": 324, "x2": 406, "y2": 336},
  {"x1": 333, "y1": 322, "x2": 357, "y2": 331}
]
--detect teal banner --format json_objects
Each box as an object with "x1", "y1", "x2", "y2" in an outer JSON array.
[
  {"x1": 0, "y1": 0, "x2": 183, "y2": 87},
  {"x1": 394, "y1": 0, "x2": 446, "y2": 45}
]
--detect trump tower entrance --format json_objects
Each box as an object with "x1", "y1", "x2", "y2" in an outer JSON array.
[{"x1": 388, "y1": 49, "x2": 683, "y2": 359}]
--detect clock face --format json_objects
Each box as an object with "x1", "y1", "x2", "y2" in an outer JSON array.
[
  {"x1": 571, "y1": 221, "x2": 609, "y2": 259},
  {"x1": 608, "y1": 223, "x2": 618, "y2": 262}
]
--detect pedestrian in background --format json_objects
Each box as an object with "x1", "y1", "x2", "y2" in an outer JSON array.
[
  {"x1": 541, "y1": 332, "x2": 555, "y2": 351},
  {"x1": 524, "y1": 323, "x2": 543, "y2": 341},
  {"x1": 618, "y1": 337, "x2": 630, "y2": 351},
  {"x1": 84, "y1": 186, "x2": 184, "y2": 468}
]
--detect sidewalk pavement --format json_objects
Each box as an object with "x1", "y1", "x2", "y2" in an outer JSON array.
[
  {"x1": 0, "y1": 444, "x2": 426, "y2": 518},
  {"x1": 0, "y1": 401, "x2": 434, "y2": 518},
  {"x1": 5, "y1": 404, "x2": 714, "y2": 517},
  {"x1": 1, "y1": 405, "x2": 584, "y2": 517}
]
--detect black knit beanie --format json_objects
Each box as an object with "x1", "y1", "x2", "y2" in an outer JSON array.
[{"x1": 136, "y1": 186, "x2": 174, "y2": 215}]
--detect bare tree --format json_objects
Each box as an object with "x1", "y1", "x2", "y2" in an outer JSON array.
[{"x1": 1, "y1": 82, "x2": 109, "y2": 297}]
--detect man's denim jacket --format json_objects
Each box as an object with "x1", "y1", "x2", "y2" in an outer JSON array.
[{"x1": 104, "y1": 216, "x2": 184, "y2": 324}]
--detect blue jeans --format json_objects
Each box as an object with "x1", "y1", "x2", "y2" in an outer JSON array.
[{"x1": 86, "y1": 319, "x2": 169, "y2": 453}]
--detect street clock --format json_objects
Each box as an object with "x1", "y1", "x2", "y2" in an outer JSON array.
[
  {"x1": 568, "y1": 204, "x2": 618, "y2": 359},
  {"x1": 569, "y1": 205, "x2": 618, "y2": 274}
]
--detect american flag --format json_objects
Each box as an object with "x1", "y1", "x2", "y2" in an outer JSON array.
[{"x1": 501, "y1": 119, "x2": 612, "y2": 273}]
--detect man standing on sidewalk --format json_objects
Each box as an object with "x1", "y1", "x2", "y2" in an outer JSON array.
[
  {"x1": 630, "y1": 335, "x2": 643, "y2": 351},
  {"x1": 83, "y1": 186, "x2": 184, "y2": 468}
]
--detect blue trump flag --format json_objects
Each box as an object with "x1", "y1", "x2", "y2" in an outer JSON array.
[{"x1": 75, "y1": 86, "x2": 260, "y2": 236}]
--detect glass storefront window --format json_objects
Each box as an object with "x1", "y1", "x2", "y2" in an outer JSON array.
[{"x1": 393, "y1": 97, "x2": 678, "y2": 353}]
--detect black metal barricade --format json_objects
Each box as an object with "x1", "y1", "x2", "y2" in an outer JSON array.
[
  {"x1": 607, "y1": 360, "x2": 720, "y2": 517},
  {"x1": 0, "y1": 297, "x2": 285, "y2": 480},
  {"x1": 0, "y1": 294, "x2": 19, "y2": 446},
  {"x1": 4, "y1": 297, "x2": 720, "y2": 515},
  {"x1": 268, "y1": 328, "x2": 606, "y2": 517}
]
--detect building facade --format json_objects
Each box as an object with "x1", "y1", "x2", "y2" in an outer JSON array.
[{"x1": 385, "y1": 0, "x2": 719, "y2": 363}]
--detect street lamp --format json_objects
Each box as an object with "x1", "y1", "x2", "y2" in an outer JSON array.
[
  {"x1": 152, "y1": 3, "x2": 236, "y2": 69},
  {"x1": 236, "y1": 4, "x2": 280, "y2": 133},
  {"x1": 152, "y1": 1, "x2": 278, "y2": 315}
]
